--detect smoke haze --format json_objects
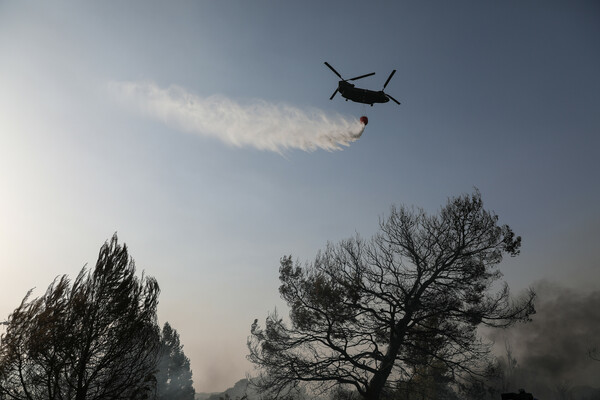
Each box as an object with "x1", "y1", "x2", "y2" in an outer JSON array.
[
  {"x1": 109, "y1": 81, "x2": 365, "y2": 153},
  {"x1": 488, "y1": 281, "x2": 600, "y2": 397}
]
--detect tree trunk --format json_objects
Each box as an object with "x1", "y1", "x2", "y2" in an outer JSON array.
[{"x1": 364, "y1": 338, "x2": 402, "y2": 400}]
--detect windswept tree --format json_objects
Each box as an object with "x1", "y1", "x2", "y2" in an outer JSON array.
[
  {"x1": 156, "y1": 322, "x2": 195, "y2": 400},
  {"x1": 0, "y1": 235, "x2": 161, "y2": 400},
  {"x1": 248, "y1": 191, "x2": 535, "y2": 400}
]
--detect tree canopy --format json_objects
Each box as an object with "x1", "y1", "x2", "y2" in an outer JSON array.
[
  {"x1": 156, "y1": 322, "x2": 195, "y2": 400},
  {"x1": 248, "y1": 191, "x2": 535, "y2": 400},
  {"x1": 0, "y1": 235, "x2": 161, "y2": 400}
]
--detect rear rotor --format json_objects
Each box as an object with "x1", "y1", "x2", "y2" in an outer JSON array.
[{"x1": 382, "y1": 69, "x2": 400, "y2": 105}]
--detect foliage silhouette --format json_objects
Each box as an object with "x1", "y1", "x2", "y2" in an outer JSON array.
[
  {"x1": 248, "y1": 191, "x2": 535, "y2": 400},
  {"x1": 0, "y1": 235, "x2": 161, "y2": 400},
  {"x1": 156, "y1": 322, "x2": 195, "y2": 400}
]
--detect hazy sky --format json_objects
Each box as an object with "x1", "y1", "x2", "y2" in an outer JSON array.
[{"x1": 1, "y1": 1, "x2": 599, "y2": 393}]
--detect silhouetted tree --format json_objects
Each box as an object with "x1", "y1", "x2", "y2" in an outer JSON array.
[
  {"x1": 393, "y1": 316, "x2": 460, "y2": 400},
  {"x1": 500, "y1": 341, "x2": 518, "y2": 393},
  {"x1": 156, "y1": 322, "x2": 195, "y2": 400},
  {"x1": 0, "y1": 235, "x2": 161, "y2": 400},
  {"x1": 248, "y1": 191, "x2": 535, "y2": 400}
]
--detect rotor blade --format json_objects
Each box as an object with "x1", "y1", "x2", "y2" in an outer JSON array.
[
  {"x1": 383, "y1": 70, "x2": 396, "y2": 89},
  {"x1": 349, "y1": 72, "x2": 375, "y2": 81},
  {"x1": 386, "y1": 93, "x2": 401, "y2": 105},
  {"x1": 329, "y1": 89, "x2": 338, "y2": 100},
  {"x1": 324, "y1": 62, "x2": 343, "y2": 80}
]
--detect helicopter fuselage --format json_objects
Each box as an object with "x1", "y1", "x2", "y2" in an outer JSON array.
[
  {"x1": 324, "y1": 62, "x2": 400, "y2": 106},
  {"x1": 337, "y1": 81, "x2": 389, "y2": 106}
]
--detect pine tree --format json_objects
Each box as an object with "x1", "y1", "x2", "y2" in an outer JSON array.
[
  {"x1": 156, "y1": 322, "x2": 195, "y2": 400},
  {"x1": 248, "y1": 191, "x2": 535, "y2": 400},
  {"x1": 0, "y1": 235, "x2": 161, "y2": 400}
]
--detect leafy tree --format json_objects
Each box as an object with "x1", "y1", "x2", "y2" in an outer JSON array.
[
  {"x1": 248, "y1": 191, "x2": 535, "y2": 400},
  {"x1": 0, "y1": 235, "x2": 161, "y2": 400},
  {"x1": 156, "y1": 322, "x2": 195, "y2": 400}
]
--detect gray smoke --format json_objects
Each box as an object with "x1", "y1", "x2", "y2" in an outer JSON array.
[
  {"x1": 108, "y1": 81, "x2": 365, "y2": 153},
  {"x1": 487, "y1": 281, "x2": 600, "y2": 398}
]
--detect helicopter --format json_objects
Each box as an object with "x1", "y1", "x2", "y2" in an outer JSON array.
[{"x1": 324, "y1": 62, "x2": 401, "y2": 106}]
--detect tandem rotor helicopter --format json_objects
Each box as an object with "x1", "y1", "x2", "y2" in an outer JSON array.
[{"x1": 324, "y1": 62, "x2": 401, "y2": 107}]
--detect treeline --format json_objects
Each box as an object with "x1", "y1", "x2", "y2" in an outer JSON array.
[
  {"x1": 0, "y1": 235, "x2": 194, "y2": 400},
  {"x1": 3, "y1": 192, "x2": 598, "y2": 400}
]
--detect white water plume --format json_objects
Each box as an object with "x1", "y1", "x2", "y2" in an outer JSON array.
[{"x1": 108, "y1": 81, "x2": 365, "y2": 152}]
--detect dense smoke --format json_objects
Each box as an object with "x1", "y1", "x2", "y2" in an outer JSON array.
[
  {"x1": 487, "y1": 281, "x2": 600, "y2": 398},
  {"x1": 109, "y1": 81, "x2": 365, "y2": 153}
]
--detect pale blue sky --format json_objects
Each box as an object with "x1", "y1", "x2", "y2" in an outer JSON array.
[{"x1": 1, "y1": 1, "x2": 599, "y2": 392}]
